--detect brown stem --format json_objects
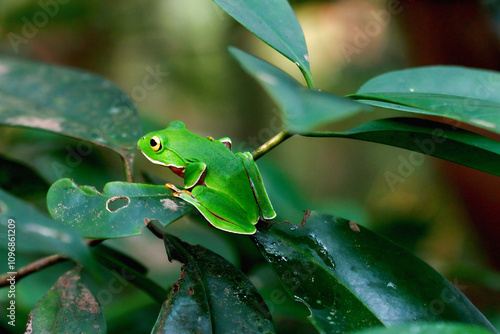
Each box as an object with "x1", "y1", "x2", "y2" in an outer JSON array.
[
  {"x1": 122, "y1": 152, "x2": 134, "y2": 183},
  {"x1": 0, "y1": 239, "x2": 102, "y2": 287},
  {"x1": 0, "y1": 254, "x2": 67, "y2": 287},
  {"x1": 145, "y1": 219, "x2": 166, "y2": 239}
]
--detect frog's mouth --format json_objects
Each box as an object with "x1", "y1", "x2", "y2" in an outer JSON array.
[{"x1": 141, "y1": 151, "x2": 185, "y2": 177}]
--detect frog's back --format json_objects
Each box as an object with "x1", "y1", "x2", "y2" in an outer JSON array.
[{"x1": 167, "y1": 128, "x2": 256, "y2": 209}]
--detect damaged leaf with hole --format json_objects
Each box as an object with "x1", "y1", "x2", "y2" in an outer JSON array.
[
  {"x1": 0, "y1": 188, "x2": 99, "y2": 278},
  {"x1": 47, "y1": 178, "x2": 192, "y2": 239},
  {"x1": 106, "y1": 196, "x2": 130, "y2": 212}
]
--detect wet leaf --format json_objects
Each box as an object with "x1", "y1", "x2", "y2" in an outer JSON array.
[
  {"x1": 351, "y1": 322, "x2": 495, "y2": 334},
  {"x1": 300, "y1": 117, "x2": 500, "y2": 176},
  {"x1": 252, "y1": 212, "x2": 497, "y2": 333},
  {"x1": 153, "y1": 233, "x2": 275, "y2": 333},
  {"x1": 214, "y1": 0, "x2": 314, "y2": 86},
  {"x1": 27, "y1": 266, "x2": 105, "y2": 333},
  {"x1": 47, "y1": 179, "x2": 192, "y2": 239},
  {"x1": 230, "y1": 47, "x2": 370, "y2": 132},
  {"x1": 0, "y1": 188, "x2": 99, "y2": 277},
  {"x1": 0, "y1": 57, "x2": 141, "y2": 179},
  {"x1": 349, "y1": 66, "x2": 500, "y2": 135}
]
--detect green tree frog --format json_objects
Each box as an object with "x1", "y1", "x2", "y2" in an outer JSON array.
[{"x1": 137, "y1": 121, "x2": 276, "y2": 235}]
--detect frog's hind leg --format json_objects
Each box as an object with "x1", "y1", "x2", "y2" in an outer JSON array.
[
  {"x1": 236, "y1": 152, "x2": 277, "y2": 220},
  {"x1": 173, "y1": 186, "x2": 257, "y2": 235}
]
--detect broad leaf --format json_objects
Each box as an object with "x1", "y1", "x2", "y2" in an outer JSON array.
[
  {"x1": 0, "y1": 154, "x2": 49, "y2": 207},
  {"x1": 93, "y1": 243, "x2": 148, "y2": 275},
  {"x1": 230, "y1": 47, "x2": 371, "y2": 132},
  {"x1": 299, "y1": 117, "x2": 500, "y2": 176},
  {"x1": 92, "y1": 244, "x2": 168, "y2": 304},
  {"x1": 352, "y1": 322, "x2": 495, "y2": 334},
  {"x1": 26, "y1": 266, "x2": 105, "y2": 333},
  {"x1": 214, "y1": 0, "x2": 314, "y2": 86},
  {"x1": 47, "y1": 179, "x2": 192, "y2": 239},
  {"x1": 0, "y1": 57, "x2": 141, "y2": 180},
  {"x1": 1, "y1": 132, "x2": 122, "y2": 187},
  {"x1": 153, "y1": 233, "x2": 275, "y2": 333},
  {"x1": 0, "y1": 189, "x2": 99, "y2": 276},
  {"x1": 349, "y1": 66, "x2": 500, "y2": 135},
  {"x1": 253, "y1": 212, "x2": 497, "y2": 333}
]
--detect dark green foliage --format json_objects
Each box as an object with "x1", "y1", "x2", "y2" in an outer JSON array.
[
  {"x1": 153, "y1": 233, "x2": 275, "y2": 333},
  {"x1": 253, "y1": 212, "x2": 496, "y2": 333},
  {"x1": 27, "y1": 267, "x2": 106, "y2": 333},
  {"x1": 0, "y1": 0, "x2": 498, "y2": 333}
]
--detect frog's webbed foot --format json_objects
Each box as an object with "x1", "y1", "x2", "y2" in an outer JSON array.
[
  {"x1": 165, "y1": 183, "x2": 181, "y2": 192},
  {"x1": 165, "y1": 183, "x2": 192, "y2": 197}
]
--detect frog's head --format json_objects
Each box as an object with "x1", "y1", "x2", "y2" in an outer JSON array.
[{"x1": 137, "y1": 121, "x2": 186, "y2": 168}]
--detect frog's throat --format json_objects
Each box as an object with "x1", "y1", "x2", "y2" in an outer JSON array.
[
  {"x1": 141, "y1": 151, "x2": 184, "y2": 171},
  {"x1": 169, "y1": 166, "x2": 185, "y2": 178}
]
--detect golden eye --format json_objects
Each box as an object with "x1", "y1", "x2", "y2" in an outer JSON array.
[{"x1": 150, "y1": 135, "x2": 162, "y2": 152}]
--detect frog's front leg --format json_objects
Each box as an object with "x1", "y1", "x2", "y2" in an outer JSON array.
[
  {"x1": 165, "y1": 183, "x2": 186, "y2": 194},
  {"x1": 184, "y1": 162, "x2": 207, "y2": 189},
  {"x1": 236, "y1": 152, "x2": 276, "y2": 220},
  {"x1": 172, "y1": 186, "x2": 257, "y2": 235}
]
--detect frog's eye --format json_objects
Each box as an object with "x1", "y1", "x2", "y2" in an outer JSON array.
[{"x1": 150, "y1": 136, "x2": 162, "y2": 152}]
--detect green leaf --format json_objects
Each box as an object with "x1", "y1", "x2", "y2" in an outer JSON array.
[
  {"x1": 1, "y1": 131, "x2": 125, "y2": 187},
  {"x1": 0, "y1": 57, "x2": 142, "y2": 180},
  {"x1": 229, "y1": 47, "x2": 371, "y2": 132},
  {"x1": 349, "y1": 66, "x2": 500, "y2": 135},
  {"x1": 351, "y1": 322, "x2": 495, "y2": 334},
  {"x1": 93, "y1": 243, "x2": 148, "y2": 275},
  {"x1": 47, "y1": 179, "x2": 192, "y2": 239},
  {"x1": 214, "y1": 0, "x2": 314, "y2": 87},
  {"x1": 252, "y1": 212, "x2": 497, "y2": 333},
  {"x1": 0, "y1": 154, "x2": 49, "y2": 207},
  {"x1": 91, "y1": 244, "x2": 168, "y2": 304},
  {"x1": 446, "y1": 262, "x2": 500, "y2": 292},
  {"x1": 153, "y1": 233, "x2": 275, "y2": 333},
  {"x1": 27, "y1": 266, "x2": 106, "y2": 333},
  {"x1": 0, "y1": 188, "x2": 99, "y2": 276},
  {"x1": 300, "y1": 117, "x2": 500, "y2": 176}
]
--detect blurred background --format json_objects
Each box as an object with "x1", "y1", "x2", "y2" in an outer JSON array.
[{"x1": 0, "y1": 0, "x2": 499, "y2": 332}]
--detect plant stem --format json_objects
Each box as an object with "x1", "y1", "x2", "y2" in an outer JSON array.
[
  {"x1": 251, "y1": 130, "x2": 293, "y2": 160},
  {"x1": 145, "y1": 219, "x2": 166, "y2": 239},
  {"x1": 123, "y1": 152, "x2": 134, "y2": 183},
  {"x1": 251, "y1": 65, "x2": 314, "y2": 160},
  {"x1": 0, "y1": 254, "x2": 67, "y2": 287},
  {"x1": 0, "y1": 239, "x2": 103, "y2": 287},
  {"x1": 300, "y1": 67, "x2": 316, "y2": 90}
]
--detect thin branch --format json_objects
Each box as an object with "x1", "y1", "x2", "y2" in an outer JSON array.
[
  {"x1": 0, "y1": 239, "x2": 102, "y2": 287},
  {"x1": 251, "y1": 130, "x2": 293, "y2": 160},
  {"x1": 145, "y1": 219, "x2": 166, "y2": 239},
  {"x1": 0, "y1": 254, "x2": 67, "y2": 287},
  {"x1": 122, "y1": 152, "x2": 134, "y2": 183}
]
